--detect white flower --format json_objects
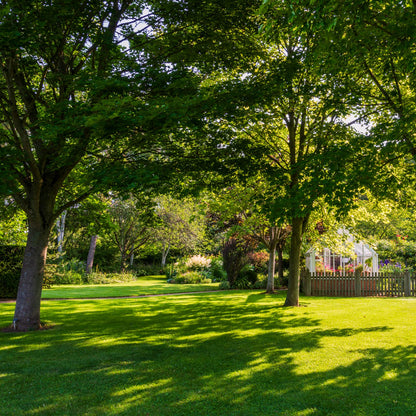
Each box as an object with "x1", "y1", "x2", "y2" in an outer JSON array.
[{"x1": 185, "y1": 255, "x2": 212, "y2": 270}]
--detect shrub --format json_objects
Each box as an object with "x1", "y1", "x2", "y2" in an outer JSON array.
[
  {"x1": 174, "y1": 271, "x2": 204, "y2": 284},
  {"x1": 276, "y1": 270, "x2": 289, "y2": 288},
  {"x1": 185, "y1": 255, "x2": 212, "y2": 271},
  {"x1": 132, "y1": 263, "x2": 163, "y2": 277},
  {"x1": 165, "y1": 263, "x2": 178, "y2": 280},
  {"x1": 204, "y1": 257, "x2": 227, "y2": 282},
  {"x1": 232, "y1": 276, "x2": 251, "y2": 289},
  {"x1": 85, "y1": 272, "x2": 137, "y2": 284},
  {"x1": 171, "y1": 271, "x2": 213, "y2": 284},
  {"x1": 45, "y1": 258, "x2": 86, "y2": 285},
  {"x1": 252, "y1": 277, "x2": 267, "y2": 289},
  {"x1": 238, "y1": 264, "x2": 258, "y2": 285},
  {"x1": 222, "y1": 237, "x2": 251, "y2": 286},
  {"x1": 219, "y1": 281, "x2": 230, "y2": 290},
  {"x1": 47, "y1": 267, "x2": 83, "y2": 285},
  {"x1": 248, "y1": 251, "x2": 269, "y2": 273},
  {"x1": 0, "y1": 246, "x2": 24, "y2": 298}
]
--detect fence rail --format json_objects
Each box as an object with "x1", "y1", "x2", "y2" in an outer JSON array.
[{"x1": 301, "y1": 271, "x2": 416, "y2": 297}]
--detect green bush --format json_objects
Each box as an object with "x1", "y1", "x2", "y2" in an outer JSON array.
[
  {"x1": 205, "y1": 257, "x2": 227, "y2": 282},
  {"x1": 0, "y1": 246, "x2": 24, "y2": 298},
  {"x1": 85, "y1": 272, "x2": 137, "y2": 284},
  {"x1": 377, "y1": 239, "x2": 416, "y2": 270},
  {"x1": 132, "y1": 263, "x2": 163, "y2": 277},
  {"x1": 238, "y1": 264, "x2": 258, "y2": 285},
  {"x1": 232, "y1": 276, "x2": 251, "y2": 289},
  {"x1": 252, "y1": 277, "x2": 267, "y2": 289},
  {"x1": 47, "y1": 266, "x2": 83, "y2": 285},
  {"x1": 45, "y1": 258, "x2": 85, "y2": 285},
  {"x1": 276, "y1": 270, "x2": 289, "y2": 288},
  {"x1": 165, "y1": 263, "x2": 178, "y2": 280},
  {"x1": 174, "y1": 271, "x2": 204, "y2": 284},
  {"x1": 219, "y1": 281, "x2": 231, "y2": 290}
]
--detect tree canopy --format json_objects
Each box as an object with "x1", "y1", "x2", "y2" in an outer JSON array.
[{"x1": 0, "y1": 0, "x2": 260, "y2": 330}]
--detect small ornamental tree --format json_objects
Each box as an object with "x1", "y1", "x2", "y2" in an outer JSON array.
[
  {"x1": 153, "y1": 195, "x2": 207, "y2": 267},
  {"x1": 108, "y1": 196, "x2": 154, "y2": 271},
  {"x1": 208, "y1": 180, "x2": 291, "y2": 293}
]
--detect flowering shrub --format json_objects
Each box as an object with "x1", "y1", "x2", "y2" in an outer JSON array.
[
  {"x1": 248, "y1": 251, "x2": 269, "y2": 273},
  {"x1": 185, "y1": 255, "x2": 212, "y2": 271},
  {"x1": 316, "y1": 262, "x2": 336, "y2": 273},
  {"x1": 166, "y1": 255, "x2": 226, "y2": 284},
  {"x1": 379, "y1": 260, "x2": 403, "y2": 273}
]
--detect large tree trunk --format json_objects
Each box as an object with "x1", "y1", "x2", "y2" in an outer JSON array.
[
  {"x1": 266, "y1": 244, "x2": 277, "y2": 293},
  {"x1": 284, "y1": 217, "x2": 305, "y2": 306},
  {"x1": 86, "y1": 235, "x2": 98, "y2": 274},
  {"x1": 13, "y1": 220, "x2": 52, "y2": 331}
]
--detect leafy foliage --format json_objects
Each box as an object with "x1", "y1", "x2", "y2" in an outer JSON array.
[
  {"x1": 84, "y1": 272, "x2": 137, "y2": 285},
  {"x1": 153, "y1": 196, "x2": 207, "y2": 266},
  {"x1": 172, "y1": 271, "x2": 211, "y2": 284},
  {"x1": 0, "y1": 246, "x2": 24, "y2": 298},
  {"x1": 222, "y1": 237, "x2": 255, "y2": 287}
]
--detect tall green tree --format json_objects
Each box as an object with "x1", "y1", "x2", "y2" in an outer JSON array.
[
  {"x1": 0, "y1": 0, "x2": 260, "y2": 330},
  {"x1": 245, "y1": 1, "x2": 367, "y2": 305},
  {"x1": 286, "y1": 0, "x2": 416, "y2": 186}
]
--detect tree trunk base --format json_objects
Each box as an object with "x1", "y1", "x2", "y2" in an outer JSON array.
[
  {"x1": 2, "y1": 320, "x2": 54, "y2": 332},
  {"x1": 283, "y1": 298, "x2": 300, "y2": 307}
]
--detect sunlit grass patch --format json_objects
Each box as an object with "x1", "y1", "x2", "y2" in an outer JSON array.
[
  {"x1": 1, "y1": 291, "x2": 416, "y2": 415},
  {"x1": 41, "y1": 275, "x2": 220, "y2": 299}
]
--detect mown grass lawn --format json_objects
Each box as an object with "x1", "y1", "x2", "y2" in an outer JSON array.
[
  {"x1": 1, "y1": 289, "x2": 416, "y2": 416},
  {"x1": 41, "y1": 275, "x2": 220, "y2": 299}
]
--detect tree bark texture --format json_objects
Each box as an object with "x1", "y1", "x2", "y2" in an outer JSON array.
[
  {"x1": 284, "y1": 217, "x2": 304, "y2": 306},
  {"x1": 266, "y1": 244, "x2": 277, "y2": 293},
  {"x1": 86, "y1": 235, "x2": 98, "y2": 274},
  {"x1": 13, "y1": 221, "x2": 52, "y2": 330},
  {"x1": 277, "y1": 246, "x2": 284, "y2": 283},
  {"x1": 56, "y1": 210, "x2": 67, "y2": 253},
  {"x1": 161, "y1": 244, "x2": 170, "y2": 268}
]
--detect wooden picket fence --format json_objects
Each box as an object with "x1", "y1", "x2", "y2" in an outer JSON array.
[{"x1": 301, "y1": 271, "x2": 416, "y2": 297}]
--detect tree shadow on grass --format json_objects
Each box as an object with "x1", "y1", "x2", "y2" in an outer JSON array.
[{"x1": 0, "y1": 292, "x2": 413, "y2": 415}]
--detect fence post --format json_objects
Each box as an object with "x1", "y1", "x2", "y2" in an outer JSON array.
[
  {"x1": 404, "y1": 271, "x2": 411, "y2": 297},
  {"x1": 355, "y1": 273, "x2": 361, "y2": 297},
  {"x1": 304, "y1": 272, "x2": 311, "y2": 296}
]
